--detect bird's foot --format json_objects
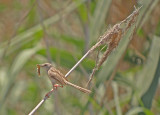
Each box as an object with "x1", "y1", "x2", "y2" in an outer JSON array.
[
  {"x1": 53, "y1": 84, "x2": 63, "y2": 90},
  {"x1": 45, "y1": 84, "x2": 63, "y2": 98}
]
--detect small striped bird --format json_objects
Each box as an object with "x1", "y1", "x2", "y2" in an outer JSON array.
[{"x1": 37, "y1": 63, "x2": 91, "y2": 94}]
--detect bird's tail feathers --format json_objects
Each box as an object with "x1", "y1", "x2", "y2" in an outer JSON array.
[{"x1": 65, "y1": 81, "x2": 91, "y2": 94}]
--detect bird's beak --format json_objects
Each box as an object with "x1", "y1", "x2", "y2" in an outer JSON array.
[
  {"x1": 37, "y1": 64, "x2": 41, "y2": 77},
  {"x1": 37, "y1": 64, "x2": 44, "y2": 67}
]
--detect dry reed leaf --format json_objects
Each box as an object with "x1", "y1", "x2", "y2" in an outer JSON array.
[{"x1": 86, "y1": 6, "x2": 141, "y2": 87}]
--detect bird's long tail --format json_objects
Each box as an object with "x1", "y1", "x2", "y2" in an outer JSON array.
[{"x1": 65, "y1": 81, "x2": 91, "y2": 94}]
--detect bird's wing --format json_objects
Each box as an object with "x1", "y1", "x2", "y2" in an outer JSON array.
[{"x1": 48, "y1": 67, "x2": 67, "y2": 85}]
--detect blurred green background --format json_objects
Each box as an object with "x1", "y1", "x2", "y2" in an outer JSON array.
[{"x1": 0, "y1": 0, "x2": 160, "y2": 115}]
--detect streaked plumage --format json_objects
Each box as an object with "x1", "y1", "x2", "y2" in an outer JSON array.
[{"x1": 37, "y1": 63, "x2": 91, "y2": 93}]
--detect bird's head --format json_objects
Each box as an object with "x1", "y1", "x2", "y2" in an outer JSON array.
[
  {"x1": 37, "y1": 63, "x2": 52, "y2": 76},
  {"x1": 38, "y1": 63, "x2": 52, "y2": 68}
]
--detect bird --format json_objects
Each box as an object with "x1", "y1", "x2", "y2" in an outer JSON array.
[{"x1": 37, "y1": 63, "x2": 91, "y2": 94}]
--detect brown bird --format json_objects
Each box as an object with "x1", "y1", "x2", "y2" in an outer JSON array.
[{"x1": 37, "y1": 63, "x2": 91, "y2": 94}]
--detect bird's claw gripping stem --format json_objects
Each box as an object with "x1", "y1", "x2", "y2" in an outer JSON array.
[
  {"x1": 45, "y1": 84, "x2": 63, "y2": 98},
  {"x1": 53, "y1": 84, "x2": 63, "y2": 90}
]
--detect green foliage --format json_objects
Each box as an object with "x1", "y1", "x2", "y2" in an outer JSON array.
[
  {"x1": 141, "y1": 46, "x2": 160, "y2": 109},
  {"x1": 0, "y1": 0, "x2": 160, "y2": 115},
  {"x1": 0, "y1": 3, "x2": 6, "y2": 12}
]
